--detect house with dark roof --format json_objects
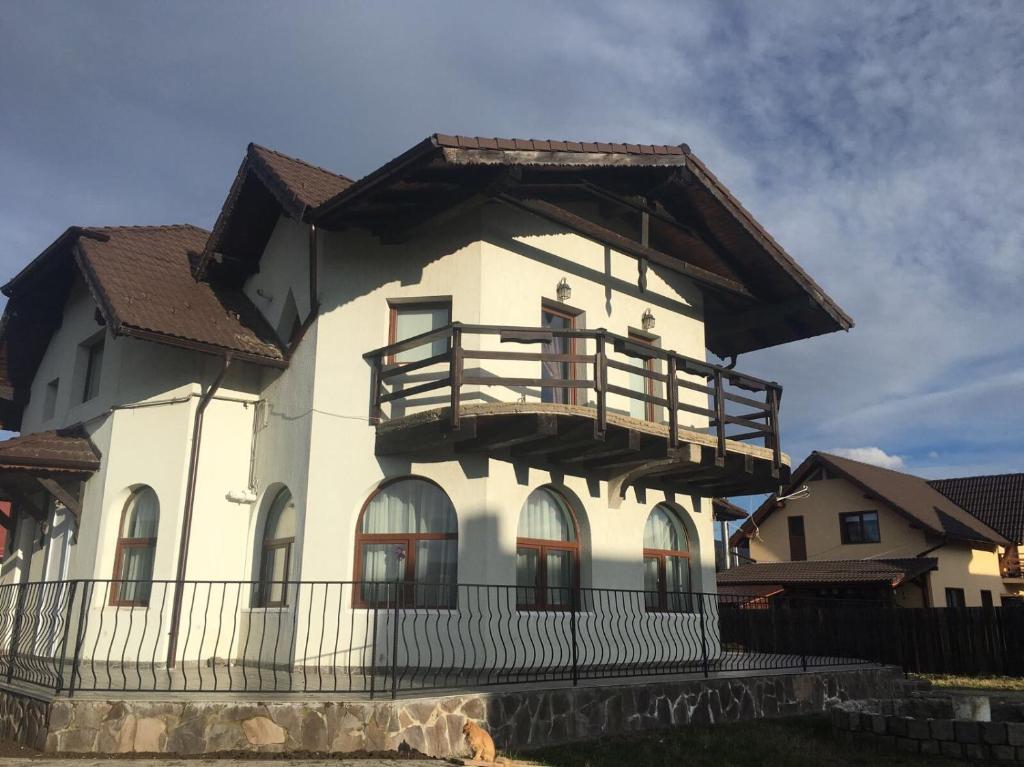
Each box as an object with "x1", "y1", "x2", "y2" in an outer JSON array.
[
  {"x1": 726, "y1": 452, "x2": 1013, "y2": 606},
  {"x1": 0, "y1": 135, "x2": 851, "y2": 690}
]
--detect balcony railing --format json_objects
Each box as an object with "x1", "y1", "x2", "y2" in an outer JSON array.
[
  {"x1": 363, "y1": 322, "x2": 784, "y2": 471},
  {"x1": 0, "y1": 579, "x2": 873, "y2": 698}
]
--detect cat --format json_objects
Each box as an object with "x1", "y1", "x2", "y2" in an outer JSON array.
[{"x1": 463, "y1": 719, "x2": 496, "y2": 763}]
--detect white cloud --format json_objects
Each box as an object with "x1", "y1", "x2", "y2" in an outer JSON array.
[{"x1": 827, "y1": 447, "x2": 906, "y2": 471}]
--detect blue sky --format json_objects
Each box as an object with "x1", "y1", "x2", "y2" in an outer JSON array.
[{"x1": 1, "y1": 0, "x2": 1022, "y2": 505}]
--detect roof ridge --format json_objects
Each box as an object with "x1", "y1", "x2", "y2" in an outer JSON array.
[
  {"x1": 815, "y1": 450, "x2": 927, "y2": 481},
  {"x1": 249, "y1": 143, "x2": 354, "y2": 183},
  {"x1": 87, "y1": 223, "x2": 210, "y2": 234},
  {"x1": 430, "y1": 133, "x2": 689, "y2": 155},
  {"x1": 929, "y1": 472, "x2": 1024, "y2": 483}
]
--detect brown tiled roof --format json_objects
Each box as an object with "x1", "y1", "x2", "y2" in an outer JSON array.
[
  {"x1": 432, "y1": 134, "x2": 689, "y2": 156},
  {"x1": 929, "y1": 474, "x2": 1024, "y2": 544},
  {"x1": 716, "y1": 558, "x2": 938, "y2": 587},
  {"x1": 76, "y1": 225, "x2": 284, "y2": 362},
  {"x1": 249, "y1": 144, "x2": 353, "y2": 212},
  {"x1": 712, "y1": 497, "x2": 748, "y2": 522},
  {"x1": 733, "y1": 452, "x2": 1010, "y2": 548},
  {"x1": 0, "y1": 427, "x2": 100, "y2": 474}
]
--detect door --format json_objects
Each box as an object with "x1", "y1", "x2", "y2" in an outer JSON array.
[
  {"x1": 541, "y1": 306, "x2": 577, "y2": 404},
  {"x1": 787, "y1": 516, "x2": 807, "y2": 561}
]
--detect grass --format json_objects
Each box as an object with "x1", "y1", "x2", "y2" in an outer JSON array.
[
  {"x1": 526, "y1": 716, "x2": 954, "y2": 767},
  {"x1": 912, "y1": 673, "x2": 1024, "y2": 692}
]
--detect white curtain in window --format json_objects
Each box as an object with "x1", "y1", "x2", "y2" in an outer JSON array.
[
  {"x1": 123, "y1": 487, "x2": 159, "y2": 538},
  {"x1": 265, "y1": 489, "x2": 296, "y2": 540},
  {"x1": 395, "y1": 306, "x2": 449, "y2": 363},
  {"x1": 362, "y1": 479, "x2": 456, "y2": 534},
  {"x1": 519, "y1": 488, "x2": 575, "y2": 541},
  {"x1": 644, "y1": 504, "x2": 688, "y2": 551}
]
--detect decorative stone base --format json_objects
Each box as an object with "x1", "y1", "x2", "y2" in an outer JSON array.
[{"x1": 0, "y1": 667, "x2": 900, "y2": 756}]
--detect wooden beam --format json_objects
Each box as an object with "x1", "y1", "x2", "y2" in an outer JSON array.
[
  {"x1": 457, "y1": 413, "x2": 557, "y2": 453},
  {"x1": 36, "y1": 477, "x2": 82, "y2": 522},
  {"x1": 551, "y1": 429, "x2": 644, "y2": 465},
  {"x1": 493, "y1": 194, "x2": 753, "y2": 299},
  {"x1": 513, "y1": 421, "x2": 599, "y2": 460}
]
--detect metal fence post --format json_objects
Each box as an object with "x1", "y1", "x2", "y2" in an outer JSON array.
[
  {"x1": 66, "y1": 580, "x2": 91, "y2": 698},
  {"x1": 570, "y1": 587, "x2": 579, "y2": 687},
  {"x1": 53, "y1": 580, "x2": 78, "y2": 695},
  {"x1": 390, "y1": 578, "x2": 401, "y2": 700},
  {"x1": 697, "y1": 592, "x2": 709, "y2": 678},
  {"x1": 6, "y1": 582, "x2": 27, "y2": 683}
]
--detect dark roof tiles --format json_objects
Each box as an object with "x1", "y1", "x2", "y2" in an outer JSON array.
[
  {"x1": 249, "y1": 144, "x2": 353, "y2": 211},
  {"x1": 0, "y1": 428, "x2": 100, "y2": 473},
  {"x1": 929, "y1": 473, "x2": 1024, "y2": 544},
  {"x1": 77, "y1": 225, "x2": 283, "y2": 361},
  {"x1": 432, "y1": 133, "x2": 688, "y2": 156},
  {"x1": 716, "y1": 558, "x2": 938, "y2": 587}
]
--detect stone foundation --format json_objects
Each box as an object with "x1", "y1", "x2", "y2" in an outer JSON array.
[
  {"x1": 0, "y1": 667, "x2": 900, "y2": 756},
  {"x1": 832, "y1": 697, "x2": 1024, "y2": 762}
]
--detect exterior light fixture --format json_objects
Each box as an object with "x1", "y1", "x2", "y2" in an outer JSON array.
[
  {"x1": 641, "y1": 307, "x2": 656, "y2": 331},
  {"x1": 556, "y1": 277, "x2": 571, "y2": 302}
]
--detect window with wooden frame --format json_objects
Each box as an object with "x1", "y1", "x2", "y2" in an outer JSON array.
[
  {"x1": 839, "y1": 510, "x2": 880, "y2": 544},
  {"x1": 81, "y1": 336, "x2": 104, "y2": 402},
  {"x1": 540, "y1": 302, "x2": 582, "y2": 405},
  {"x1": 254, "y1": 488, "x2": 297, "y2": 608},
  {"x1": 387, "y1": 299, "x2": 452, "y2": 364},
  {"x1": 111, "y1": 486, "x2": 159, "y2": 607},
  {"x1": 627, "y1": 330, "x2": 661, "y2": 422},
  {"x1": 643, "y1": 504, "x2": 693, "y2": 612},
  {"x1": 788, "y1": 515, "x2": 807, "y2": 561},
  {"x1": 945, "y1": 587, "x2": 966, "y2": 608},
  {"x1": 354, "y1": 477, "x2": 458, "y2": 609},
  {"x1": 516, "y1": 487, "x2": 580, "y2": 610}
]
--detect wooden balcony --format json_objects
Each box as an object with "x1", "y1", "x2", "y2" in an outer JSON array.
[{"x1": 364, "y1": 323, "x2": 790, "y2": 498}]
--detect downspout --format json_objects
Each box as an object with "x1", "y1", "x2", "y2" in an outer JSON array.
[
  {"x1": 166, "y1": 353, "x2": 232, "y2": 667},
  {"x1": 308, "y1": 223, "x2": 320, "y2": 314}
]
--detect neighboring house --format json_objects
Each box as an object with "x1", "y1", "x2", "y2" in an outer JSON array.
[
  {"x1": 725, "y1": 452, "x2": 1010, "y2": 607},
  {"x1": 928, "y1": 473, "x2": 1024, "y2": 603},
  {"x1": 0, "y1": 136, "x2": 851, "y2": 666},
  {"x1": 712, "y1": 497, "x2": 748, "y2": 571}
]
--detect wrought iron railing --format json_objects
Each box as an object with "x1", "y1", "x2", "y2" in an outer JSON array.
[
  {"x1": 364, "y1": 323, "x2": 784, "y2": 470},
  {"x1": 0, "y1": 579, "x2": 875, "y2": 698}
]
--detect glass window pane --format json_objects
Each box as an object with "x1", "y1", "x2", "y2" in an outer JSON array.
[
  {"x1": 360, "y1": 543, "x2": 407, "y2": 604},
  {"x1": 414, "y1": 539, "x2": 457, "y2": 607},
  {"x1": 665, "y1": 555, "x2": 691, "y2": 612},
  {"x1": 119, "y1": 546, "x2": 154, "y2": 604},
  {"x1": 644, "y1": 504, "x2": 687, "y2": 551},
  {"x1": 541, "y1": 311, "x2": 571, "y2": 404},
  {"x1": 362, "y1": 479, "x2": 456, "y2": 535},
  {"x1": 643, "y1": 556, "x2": 660, "y2": 610},
  {"x1": 518, "y1": 488, "x2": 575, "y2": 541},
  {"x1": 261, "y1": 544, "x2": 290, "y2": 605},
  {"x1": 265, "y1": 489, "x2": 296, "y2": 540},
  {"x1": 83, "y1": 340, "x2": 104, "y2": 401},
  {"x1": 395, "y1": 306, "x2": 449, "y2": 363},
  {"x1": 862, "y1": 512, "x2": 880, "y2": 542},
  {"x1": 124, "y1": 487, "x2": 159, "y2": 538},
  {"x1": 546, "y1": 550, "x2": 572, "y2": 607},
  {"x1": 516, "y1": 548, "x2": 538, "y2": 607}
]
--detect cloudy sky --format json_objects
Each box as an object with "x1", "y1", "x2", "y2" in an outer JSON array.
[{"x1": 1, "y1": 1, "x2": 1021, "y2": 499}]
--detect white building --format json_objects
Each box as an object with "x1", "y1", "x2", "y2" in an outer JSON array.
[{"x1": 0, "y1": 136, "x2": 852, "y2": 690}]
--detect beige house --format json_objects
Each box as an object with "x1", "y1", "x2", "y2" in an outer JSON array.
[
  {"x1": 0, "y1": 135, "x2": 853, "y2": 688},
  {"x1": 726, "y1": 452, "x2": 1012, "y2": 607}
]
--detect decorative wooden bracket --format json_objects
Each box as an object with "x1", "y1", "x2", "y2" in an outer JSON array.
[{"x1": 35, "y1": 477, "x2": 83, "y2": 525}]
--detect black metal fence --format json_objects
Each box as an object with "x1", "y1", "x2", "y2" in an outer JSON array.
[{"x1": 0, "y1": 580, "x2": 878, "y2": 698}]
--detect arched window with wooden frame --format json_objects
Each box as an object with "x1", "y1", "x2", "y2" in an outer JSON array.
[
  {"x1": 111, "y1": 486, "x2": 159, "y2": 606},
  {"x1": 516, "y1": 487, "x2": 580, "y2": 610},
  {"x1": 255, "y1": 488, "x2": 297, "y2": 608},
  {"x1": 354, "y1": 477, "x2": 458, "y2": 608},
  {"x1": 643, "y1": 503, "x2": 693, "y2": 612}
]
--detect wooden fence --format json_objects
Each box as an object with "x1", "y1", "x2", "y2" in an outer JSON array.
[{"x1": 719, "y1": 604, "x2": 1024, "y2": 676}]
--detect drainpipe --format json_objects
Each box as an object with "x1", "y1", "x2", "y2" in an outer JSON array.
[
  {"x1": 308, "y1": 223, "x2": 320, "y2": 314},
  {"x1": 166, "y1": 354, "x2": 232, "y2": 667}
]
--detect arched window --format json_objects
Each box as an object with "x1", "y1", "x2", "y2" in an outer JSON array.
[
  {"x1": 111, "y1": 486, "x2": 159, "y2": 606},
  {"x1": 643, "y1": 503, "x2": 692, "y2": 612},
  {"x1": 255, "y1": 488, "x2": 297, "y2": 607},
  {"x1": 355, "y1": 478, "x2": 458, "y2": 608},
  {"x1": 517, "y1": 487, "x2": 579, "y2": 610}
]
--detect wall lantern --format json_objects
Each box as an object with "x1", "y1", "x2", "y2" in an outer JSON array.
[
  {"x1": 641, "y1": 307, "x2": 656, "y2": 331},
  {"x1": 556, "y1": 277, "x2": 572, "y2": 303}
]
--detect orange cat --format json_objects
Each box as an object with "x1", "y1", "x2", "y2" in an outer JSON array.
[{"x1": 463, "y1": 719, "x2": 496, "y2": 763}]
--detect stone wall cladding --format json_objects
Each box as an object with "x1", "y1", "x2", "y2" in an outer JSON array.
[
  {"x1": 13, "y1": 667, "x2": 900, "y2": 756},
  {"x1": 832, "y1": 698, "x2": 1024, "y2": 763},
  {"x1": 0, "y1": 688, "x2": 49, "y2": 751}
]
